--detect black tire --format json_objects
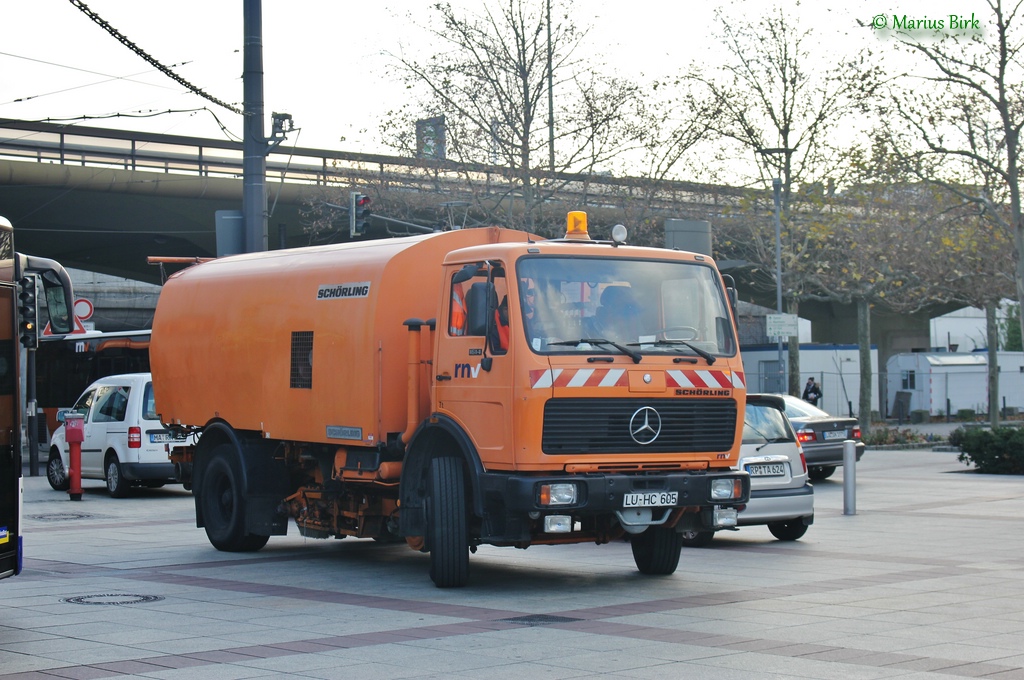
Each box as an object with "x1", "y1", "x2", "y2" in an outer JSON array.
[
  {"x1": 427, "y1": 456, "x2": 469, "y2": 588},
  {"x1": 631, "y1": 526, "x2": 684, "y2": 575},
  {"x1": 105, "y1": 455, "x2": 130, "y2": 498},
  {"x1": 200, "y1": 444, "x2": 269, "y2": 552},
  {"x1": 768, "y1": 520, "x2": 809, "y2": 541},
  {"x1": 47, "y1": 448, "x2": 70, "y2": 491},
  {"x1": 808, "y1": 465, "x2": 836, "y2": 480},
  {"x1": 680, "y1": 529, "x2": 715, "y2": 548}
]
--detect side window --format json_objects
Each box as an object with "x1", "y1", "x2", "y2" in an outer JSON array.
[
  {"x1": 449, "y1": 274, "x2": 468, "y2": 337},
  {"x1": 143, "y1": 383, "x2": 159, "y2": 421},
  {"x1": 93, "y1": 386, "x2": 130, "y2": 423},
  {"x1": 72, "y1": 389, "x2": 96, "y2": 421}
]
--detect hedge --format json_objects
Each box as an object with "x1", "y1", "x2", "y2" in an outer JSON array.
[{"x1": 949, "y1": 426, "x2": 1024, "y2": 474}]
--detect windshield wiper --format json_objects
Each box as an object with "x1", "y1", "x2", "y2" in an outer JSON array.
[
  {"x1": 755, "y1": 437, "x2": 791, "y2": 452},
  {"x1": 548, "y1": 338, "x2": 643, "y2": 364},
  {"x1": 627, "y1": 339, "x2": 716, "y2": 364}
]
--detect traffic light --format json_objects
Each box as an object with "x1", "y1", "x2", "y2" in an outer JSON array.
[
  {"x1": 349, "y1": 192, "x2": 372, "y2": 237},
  {"x1": 18, "y1": 275, "x2": 38, "y2": 349}
]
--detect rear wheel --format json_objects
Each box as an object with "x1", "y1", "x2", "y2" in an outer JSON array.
[
  {"x1": 47, "y1": 448, "x2": 70, "y2": 491},
  {"x1": 680, "y1": 529, "x2": 715, "y2": 548},
  {"x1": 200, "y1": 444, "x2": 269, "y2": 552},
  {"x1": 768, "y1": 520, "x2": 809, "y2": 541},
  {"x1": 105, "y1": 455, "x2": 130, "y2": 498},
  {"x1": 631, "y1": 526, "x2": 684, "y2": 575},
  {"x1": 427, "y1": 456, "x2": 469, "y2": 588},
  {"x1": 808, "y1": 465, "x2": 836, "y2": 480}
]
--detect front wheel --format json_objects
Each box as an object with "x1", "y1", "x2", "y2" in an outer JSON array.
[
  {"x1": 427, "y1": 456, "x2": 469, "y2": 588},
  {"x1": 200, "y1": 444, "x2": 269, "y2": 552},
  {"x1": 808, "y1": 465, "x2": 836, "y2": 480},
  {"x1": 47, "y1": 448, "x2": 70, "y2": 491},
  {"x1": 631, "y1": 526, "x2": 684, "y2": 575},
  {"x1": 105, "y1": 455, "x2": 130, "y2": 498},
  {"x1": 768, "y1": 520, "x2": 809, "y2": 541}
]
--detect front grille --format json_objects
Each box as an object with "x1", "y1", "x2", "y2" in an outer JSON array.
[{"x1": 542, "y1": 398, "x2": 737, "y2": 455}]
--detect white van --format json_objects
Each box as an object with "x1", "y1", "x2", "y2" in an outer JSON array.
[{"x1": 47, "y1": 373, "x2": 186, "y2": 497}]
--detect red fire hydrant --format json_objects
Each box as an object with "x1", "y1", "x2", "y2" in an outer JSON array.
[{"x1": 64, "y1": 413, "x2": 84, "y2": 502}]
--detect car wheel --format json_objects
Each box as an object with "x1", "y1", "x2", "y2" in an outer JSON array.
[
  {"x1": 46, "y1": 448, "x2": 70, "y2": 491},
  {"x1": 680, "y1": 529, "x2": 715, "y2": 548},
  {"x1": 105, "y1": 455, "x2": 130, "y2": 498},
  {"x1": 631, "y1": 527, "x2": 684, "y2": 575},
  {"x1": 427, "y1": 456, "x2": 469, "y2": 588},
  {"x1": 200, "y1": 444, "x2": 269, "y2": 552},
  {"x1": 768, "y1": 520, "x2": 809, "y2": 541},
  {"x1": 808, "y1": 465, "x2": 836, "y2": 480}
]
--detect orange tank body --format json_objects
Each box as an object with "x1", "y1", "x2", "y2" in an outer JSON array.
[{"x1": 151, "y1": 227, "x2": 522, "y2": 444}]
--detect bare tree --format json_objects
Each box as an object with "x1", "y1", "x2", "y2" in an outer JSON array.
[
  {"x1": 879, "y1": 0, "x2": 1024, "y2": 411},
  {"x1": 382, "y1": 0, "x2": 644, "y2": 230},
  {"x1": 701, "y1": 4, "x2": 881, "y2": 396}
]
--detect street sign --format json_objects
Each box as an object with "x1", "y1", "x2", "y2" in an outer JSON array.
[{"x1": 766, "y1": 313, "x2": 799, "y2": 338}]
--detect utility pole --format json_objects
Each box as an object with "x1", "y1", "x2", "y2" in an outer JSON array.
[{"x1": 243, "y1": 0, "x2": 267, "y2": 253}]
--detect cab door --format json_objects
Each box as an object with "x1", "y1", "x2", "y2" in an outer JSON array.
[
  {"x1": 434, "y1": 262, "x2": 514, "y2": 469},
  {"x1": 0, "y1": 277, "x2": 21, "y2": 579}
]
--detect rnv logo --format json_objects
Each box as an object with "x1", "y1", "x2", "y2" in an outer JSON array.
[{"x1": 454, "y1": 363, "x2": 482, "y2": 379}]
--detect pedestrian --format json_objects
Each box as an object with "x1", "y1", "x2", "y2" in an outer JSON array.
[{"x1": 802, "y1": 376, "x2": 821, "y2": 407}]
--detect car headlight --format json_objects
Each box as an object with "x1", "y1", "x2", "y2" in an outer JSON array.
[{"x1": 539, "y1": 483, "x2": 578, "y2": 506}]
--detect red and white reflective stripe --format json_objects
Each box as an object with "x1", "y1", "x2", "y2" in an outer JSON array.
[
  {"x1": 666, "y1": 369, "x2": 745, "y2": 390},
  {"x1": 529, "y1": 368, "x2": 628, "y2": 389},
  {"x1": 529, "y1": 368, "x2": 744, "y2": 389}
]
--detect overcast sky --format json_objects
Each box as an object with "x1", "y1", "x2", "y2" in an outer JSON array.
[{"x1": 0, "y1": 0, "x2": 973, "y2": 157}]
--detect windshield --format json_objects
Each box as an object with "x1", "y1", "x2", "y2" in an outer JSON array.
[
  {"x1": 743, "y1": 402, "x2": 794, "y2": 444},
  {"x1": 783, "y1": 397, "x2": 831, "y2": 419},
  {"x1": 516, "y1": 256, "x2": 736, "y2": 357}
]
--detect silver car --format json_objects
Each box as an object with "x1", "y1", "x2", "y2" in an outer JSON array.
[{"x1": 682, "y1": 394, "x2": 814, "y2": 546}]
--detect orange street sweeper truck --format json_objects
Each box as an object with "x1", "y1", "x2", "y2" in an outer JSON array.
[{"x1": 150, "y1": 212, "x2": 749, "y2": 587}]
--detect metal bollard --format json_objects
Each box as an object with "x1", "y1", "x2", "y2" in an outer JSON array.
[{"x1": 842, "y1": 439, "x2": 856, "y2": 515}]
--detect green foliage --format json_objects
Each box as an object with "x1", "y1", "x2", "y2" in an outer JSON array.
[
  {"x1": 1002, "y1": 302, "x2": 1022, "y2": 351},
  {"x1": 956, "y1": 409, "x2": 977, "y2": 422},
  {"x1": 951, "y1": 426, "x2": 1024, "y2": 474}
]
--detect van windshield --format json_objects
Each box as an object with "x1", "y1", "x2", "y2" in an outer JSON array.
[{"x1": 516, "y1": 256, "x2": 736, "y2": 358}]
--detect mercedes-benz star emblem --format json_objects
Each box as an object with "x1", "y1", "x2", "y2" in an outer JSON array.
[{"x1": 629, "y1": 406, "x2": 662, "y2": 445}]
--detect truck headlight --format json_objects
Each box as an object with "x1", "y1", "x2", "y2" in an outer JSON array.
[
  {"x1": 539, "y1": 483, "x2": 578, "y2": 506},
  {"x1": 710, "y1": 478, "x2": 744, "y2": 501}
]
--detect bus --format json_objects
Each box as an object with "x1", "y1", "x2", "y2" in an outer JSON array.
[
  {"x1": 35, "y1": 330, "x2": 152, "y2": 438},
  {"x1": 1, "y1": 215, "x2": 75, "y2": 580}
]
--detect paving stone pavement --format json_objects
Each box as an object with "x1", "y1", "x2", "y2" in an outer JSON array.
[{"x1": 2, "y1": 447, "x2": 1023, "y2": 679}]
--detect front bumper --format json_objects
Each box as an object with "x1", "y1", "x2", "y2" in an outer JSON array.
[{"x1": 478, "y1": 470, "x2": 750, "y2": 514}]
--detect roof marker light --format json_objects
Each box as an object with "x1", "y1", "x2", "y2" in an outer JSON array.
[{"x1": 564, "y1": 211, "x2": 591, "y2": 240}]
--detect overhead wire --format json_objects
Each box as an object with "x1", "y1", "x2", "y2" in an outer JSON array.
[{"x1": 68, "y1": 0, "x2": 242, "y2": 115}]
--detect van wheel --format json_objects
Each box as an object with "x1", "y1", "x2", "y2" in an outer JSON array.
[
  {"x1": 105, "y1": 455, "x2": 130, "y2": 498},
  {"x1": 201, "y1": 444, "x2": 269, "y2": 552},
  {"x1": 47, "y1": 448, "x2": 70, "y2": 491},
  {"x1": 427, "y1": 456, "x2": 469, "y2": 588},
  {"x1": 680, "y1": 529, "x2": 715, "y2": 548},
  {"x1": 631, "y1": 526, "x2": 684, "y2": 575},
  {"x1": 768, "y1": 520, "x2": 808, "y2": 541},
  {"x1": 808, "y1": 465, "x2": 836, "y2": 480}
]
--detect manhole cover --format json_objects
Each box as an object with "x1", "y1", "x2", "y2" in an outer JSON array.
[
  {"x1": 29, "y1": 513, "x2": 95, "y2": 521},
  {"x1": 62, "y1": 594, "x2": 165, "y2": 606},
  {"x1": 501, "y1": 614, "x2": 581, "y2": 627}
]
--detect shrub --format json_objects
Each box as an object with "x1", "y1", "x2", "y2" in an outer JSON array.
[
  {"x1": 956, "y1": 409, "x2": 977, "y2": 422},
  {"x1": 862, "y1": 428, "x2": 933, "y2": 446},
  {"x1": 951, "y1": 426, "x2": 1024, "y2": 474}
]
